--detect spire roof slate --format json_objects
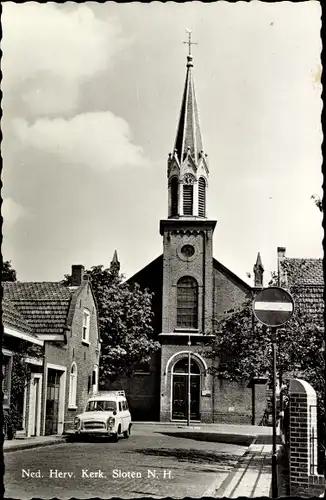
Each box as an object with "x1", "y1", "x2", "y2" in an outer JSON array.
[
  {"x1": 255, "y1": 252, "x2": 264, "y2": 270},
  {"x1": 173, "y1": 55, "x2": 204, "y2": 164},
  {"x1": 111, "y1": 250, "x2": 119, "y2": 264}
]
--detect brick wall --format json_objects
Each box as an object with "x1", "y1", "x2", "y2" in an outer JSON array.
[
  {"x1": 289, "y1": 378, "x2": 325, "y2": 496},
  {"x1": 161, "y1": 222, "x2": 216, "y2": 334},
  {"x1": 213, "y1": 263, "x2": 250, "y2": 318},
  {"x1": 102, "y1": 351, "x2": 161, "y2": 421},
  {"x1": 213, "y1": 379, "x2": 267, "y2": 424},
  {"x1": 64, "y1": 282, "x2": 99, "y2": 430},
  {"x1": 41, "y1": 282, "x2": 99, "y2": 434}
]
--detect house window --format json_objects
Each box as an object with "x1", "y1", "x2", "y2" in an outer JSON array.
[
  {"x1": 170, "y1": 177, "x2": 179, "y2": 217},
  {"x1": 177, "y1": 277, "x2": 198, "y2": 328},
  {"x1": 198, "y1": 177, "x2": 206, "y2": 217},
  {"x1": 69, "y1": 362, "x2": 77, "y2": 408},
  {"x1": 183, "y1": 185, "x2": 193, "y2": 215},
  {"x1": 82, "y1": 310, "x2": 90, "y2": 343}
]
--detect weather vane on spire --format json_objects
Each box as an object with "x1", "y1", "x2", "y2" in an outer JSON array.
[{"x1": 183, "y1": 29, "x2": 197, "y2": 56}]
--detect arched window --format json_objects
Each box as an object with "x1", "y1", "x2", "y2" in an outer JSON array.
[
  {"x1": 173, "y1": 358, "x2": 200, "y2": 374},
  {"x1": 170, "y1": 177, "x2": 179, "y2": 217},
  {"x1": 69, "y1": 362, "x2": 77, "y2": 408},
  {"x1": 183, "y1": 185, "x2": 193, "y2": 215},
  {"x1": 177, "y1": 277, "x2": 198, "y2": 328},
  {"x1": 198, "y1": 177, "x2": 206, "y2": 217}
]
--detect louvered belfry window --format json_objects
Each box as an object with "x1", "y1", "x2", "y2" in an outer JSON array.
[
  {"x1": 183, "y1": 185, "x2": 193, "y2": 215},
  {"x1": 198, "y1": 177, "x2": 206, "y2": 217},
  {"x1": 170, "y1": 177, "x2": 179, "y2": 217},
  {"x1": 177, "y1": 277, "x2": 198, "y2": 328}
]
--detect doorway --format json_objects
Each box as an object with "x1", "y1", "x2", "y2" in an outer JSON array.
[
  {"x1": 172, "y1": 357, "x2": 200, "y2": 420},
  {"x1": 28, "y1": 374, "x2": 42, "y2": 437},
  {"x1": 45, "y1": 369, "x2": 61, "y2": 435}
]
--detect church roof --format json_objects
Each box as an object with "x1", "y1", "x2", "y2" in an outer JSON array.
[
  {"x1": 213, "y1": 258, "x2": 252, "y2": 292},
  {"x1": 173, "y1": 54, "x2": 204, "y2": 164}
]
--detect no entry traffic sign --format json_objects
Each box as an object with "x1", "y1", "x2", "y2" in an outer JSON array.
[{"x1": 253, "y1": 286, "x2": 294, "y2": 327}]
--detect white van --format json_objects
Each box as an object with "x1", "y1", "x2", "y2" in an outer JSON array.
[{"x1": 73, "y1": 391, "x2": 132, "y2": 441}]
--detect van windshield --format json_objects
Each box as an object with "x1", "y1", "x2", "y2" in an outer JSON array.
[{"x1": 86, "y1": 400, "x2": 117, "y2": 412}]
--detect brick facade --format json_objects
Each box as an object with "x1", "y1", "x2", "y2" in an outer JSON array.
[
  {"x1": 289, "y1": 379, "x2": 325, "y2": 496},
  {"x1": 160, "y1": 220, "x2": 216, "y2": 334},
  {"x1": 59, "y1": 282, "x2": 100, "y2": 432},
  {"x1": 121, "y1": 242, "x2": 264, "y2": 424},
  {"x1": 116, "y1": 50, "x2": 268, "y2": 425},
  {"x1": 3, "y1": 277, "x2": 100, "y2": 436}
]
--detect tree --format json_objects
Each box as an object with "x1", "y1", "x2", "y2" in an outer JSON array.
[
  {"x1": 205, "y1": 259, "x2": 324, "y2": 411},
  {"x1": 311, "y1": 194, "x2": 323, "y2": 213},
  {"x1": 2, "y1": 260, "x2": 17, "y2": 282},
  {"x1": 205, "y1": 259, "x2": 325, "y2": 465},
  {"x1": 62, "y1": 266, "x2": 160, "y2": 383}
]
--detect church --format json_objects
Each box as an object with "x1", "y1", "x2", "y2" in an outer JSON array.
[{"x1": 110, "y1": 43, "x2": 267, "y2": 424}]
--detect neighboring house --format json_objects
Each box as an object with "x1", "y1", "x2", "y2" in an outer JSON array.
[
  {"x1": 277, "y1": 246, "x2": 323, "y2": 312},
  {"x1": 2, "y1": 265, "x2": 100, "y2": 436},
  {"x1": 105, "y1": 48, "x2": 268, "y2": 425},
  {"x1": 2, "y1": 297, "x2": 44, "y2": 437}
]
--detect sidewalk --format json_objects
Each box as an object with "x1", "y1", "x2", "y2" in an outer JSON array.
[
  {"x1": 213, "y1": 439, "x2": 282, "y2": 498},
  {"x1": 3, "y1": 435, "x2": 67, "y2": 453}
]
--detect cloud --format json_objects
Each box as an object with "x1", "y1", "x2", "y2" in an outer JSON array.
[
  {"x1": 2, "y1": 3, "x2": 149, "y2": 172},
  {"x1": 2, "y1": 197, "x2": 26, "y2": 227},
  {"x1": 13, "y1": 112, "x2": 149, "y2": 171},
  {"x1": 1, "y1": 3, "x2": 125, "y2": 115}
]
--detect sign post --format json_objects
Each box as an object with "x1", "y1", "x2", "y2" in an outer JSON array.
[
  {"x1": 187, "y1": 335, "x2": 191, "y2": 427},
  {"x1": 253, "y1": 286, "x2": 294, "y2": 499}
]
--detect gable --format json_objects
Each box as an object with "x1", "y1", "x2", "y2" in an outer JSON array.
[
  {"x1": 127, "y1": 255, "x2": 163, "y2": 335},
  {"x1": 213, "y1": 258, "x2": 252, "y2": 318}
]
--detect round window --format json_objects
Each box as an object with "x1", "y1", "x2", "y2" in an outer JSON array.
[{"x1": 181, "y1": 244, "x2": 195, "y2": 258}]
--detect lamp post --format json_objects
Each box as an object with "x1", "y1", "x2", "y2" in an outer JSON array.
[{"x1": 187, "y1": 335, "x2": 191, "y2": 427}]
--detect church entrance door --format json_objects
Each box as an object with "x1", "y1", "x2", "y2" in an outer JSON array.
[{"x1": 172, "y1": 358, "x2": 200, "y2": 420}]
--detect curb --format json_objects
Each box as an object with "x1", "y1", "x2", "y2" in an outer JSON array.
[
  {"x1": 204, "y1": 435, "x2": 258, "y2": 498},
  {"x1": 212, "y1": 448, "x2": 252, "y2": 498},
  {"x1": 4, "y1": 437, "x2": 67, "y2": 453}
]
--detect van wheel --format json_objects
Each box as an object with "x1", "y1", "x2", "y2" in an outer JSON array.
[{"x1": 123, "y1": 425, "x2": 131, "y2": 439}]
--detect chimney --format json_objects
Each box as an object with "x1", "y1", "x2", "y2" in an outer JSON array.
[
  {"x1": 253, "y1": 252, "x2": 264, "y2": 288},
  {"x1": 71, "y1": 265, "x2": 85, "y2": 286},
  {"x1": 277, "y1": 247, "x2": 287, "y2": 287}
]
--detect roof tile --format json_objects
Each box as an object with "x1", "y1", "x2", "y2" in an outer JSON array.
[{"x1": 2, "y1": 282, "x2": 72, "y2": 335}]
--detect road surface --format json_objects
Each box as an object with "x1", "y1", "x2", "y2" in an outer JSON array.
[{"x1": 4, "y1": 426, "x2": 247, "y2": 498}]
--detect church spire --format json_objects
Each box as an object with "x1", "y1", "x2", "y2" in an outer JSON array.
[
  {"x1": 110, "y1": 250, "x2": 120, "y2": 275},
  {"x1": 167, "y1": 31, "x2": 209, "y2": 220},
  {"x1": 174, "y1": 32, "x2": 204, "y2": 165},
  {"x1": 253, "y1": 252, "x2": 264, "y2": 288}
]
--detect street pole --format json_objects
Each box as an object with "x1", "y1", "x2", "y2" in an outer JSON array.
[
  {"x1": 187, "y1": 335, "x2": 191, "y2": 427},
  {"x1": 271, "y1": 326, "x2": 278, "y2": 499}
]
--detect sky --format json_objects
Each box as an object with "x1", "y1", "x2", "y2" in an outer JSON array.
[{"x1": 1, "y1": 1, "x2": 323, "y2": 286}]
